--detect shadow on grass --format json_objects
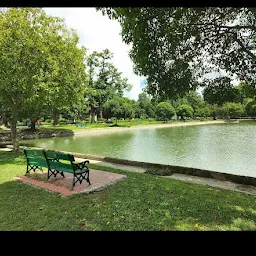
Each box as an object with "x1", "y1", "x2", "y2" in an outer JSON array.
[
  {"x1": 109, "y1": 124, "x2": 131, "y2": 128},
  {"x1": 1, "y1": 152, "x2": 256, "y2": 230},
  {"x1": 0, "y1": 177, "x2": 255, "y2": 230},
  {"x1": 0, "y1": 150, "x2": 26, "y2": 165}
]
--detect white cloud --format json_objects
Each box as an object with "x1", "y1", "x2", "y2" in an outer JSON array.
[{"x1": 43, "y1": 7, "x2": 145, "y2": 100}]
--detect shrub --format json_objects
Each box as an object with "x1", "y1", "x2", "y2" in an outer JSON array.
[
  {"x1": 176, "y1": 104, "x2": 194, "y2": 120},
  {"x1": 156, "y1": 102, "x2": 176, "y2": 121},
  {"x1": 222, "y1": 102, "x2": 244, "y2": 119},
  {"x1": 145, "y1": 167, "x2": 173, "y2": 176},
  {"x1": 59, "y1": 118, "x2": 67, "y2": 125}
]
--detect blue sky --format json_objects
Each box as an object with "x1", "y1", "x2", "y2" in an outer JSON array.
[{"x1": 43, "y1": 7, "x2": 146, "y2": 101}]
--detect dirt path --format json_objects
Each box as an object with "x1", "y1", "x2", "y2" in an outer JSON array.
[{"x1": 73, "y1": 120, "x2": 226, "y2": 136}]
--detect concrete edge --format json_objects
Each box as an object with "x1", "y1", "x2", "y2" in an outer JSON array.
[{"x1": 11, "y1": 145, "x2": 256, "y2": 188}]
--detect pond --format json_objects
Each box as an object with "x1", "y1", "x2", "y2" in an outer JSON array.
[{"x1": 22, "y1": 122, "x2": 256, "y2": 178}]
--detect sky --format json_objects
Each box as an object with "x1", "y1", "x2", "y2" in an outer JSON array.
[{"x1": 43, "y1": 7, "x2": 146, "y2": 101}]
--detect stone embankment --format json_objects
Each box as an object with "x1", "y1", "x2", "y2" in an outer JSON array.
[{"x1": 0, "y1": 128, "x2": 74, "y2": 145}]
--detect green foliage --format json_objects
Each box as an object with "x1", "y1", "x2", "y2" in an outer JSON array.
[
  {"x1": 99, "y1": 8, "x2": 256, "y2": 99},
  {"x1": 0, "y1": 8, "x2": 87, "y2": 148},
  {"x1": 203, "y1": 77, "x2": 240, "y2": 106},
  {"x1": 194, "y1": 107, "x2": 211, "y2": 118},
  {"x1": 155, "y1": 102, "x2": 176, "y2": 121},
  {"x1": 176, "y1": 104, "x2": 194, "y2": 120},
  {"x1": 221, "y1": 102, "x2": 244, "y2": 119},
  {"x1": 245, "y1": 98, "x2": 256, "y2": 117},
  {"x1": 103, "y1": 97, "x2": 135, "y2": 120},
  {"x1": 236, "y1": 82, "x2": 256, "y2": 103},
  {"x1": 85, "y1": 49, "x2": 132, "y2": 122},
  {"x1": 146, "y1": 167, "x2": 173, "y2": 176}
]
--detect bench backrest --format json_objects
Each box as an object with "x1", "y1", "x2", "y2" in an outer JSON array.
[
  {"x1": 43, "y1": 151, "x2": 75, "y2": 174},
  {"x1": 23, "y1": 148, "x2": 48, "y2": 168}
]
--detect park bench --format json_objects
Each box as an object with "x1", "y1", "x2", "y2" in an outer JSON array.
[
  {"x1": 23, "y1": 148, "x2": 48, "y2": 175},
  {"x1": 44, "y1": 151, "x2": 91, "y2": 189},
  {"x1": 23, "y1": 148, "x2": 91, "y2": 189},
  {"x1": 75, "y1": 122, "x2": 86, "y2": 127}
]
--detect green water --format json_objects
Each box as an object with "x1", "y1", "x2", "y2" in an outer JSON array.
[{"x1": 22, "y1": 122, "x2": 256, "y2": 178}]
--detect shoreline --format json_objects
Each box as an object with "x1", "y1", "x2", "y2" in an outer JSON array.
[{"x1": 73, "y1": 120, "x2": 226, "y2": 136}]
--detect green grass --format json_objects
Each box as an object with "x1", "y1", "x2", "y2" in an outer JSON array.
[
  {"x1": 0, "y1": 150, "x2": 255, "y2": 231},
  {"x1": 38, "y1": 119, "x2": 200, "y2": 131}
]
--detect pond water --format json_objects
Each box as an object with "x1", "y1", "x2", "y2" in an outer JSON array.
[{"x1": 22, "y1": 122, "x2": 256, "y2": 178}]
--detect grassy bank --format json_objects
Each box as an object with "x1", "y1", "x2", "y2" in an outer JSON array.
[
  {"x1": 0, "y1": 150, "x2": 255, "y2": 231},
  {"x1": 36, "y1": 119, "x2": 183, "y2": 131}
]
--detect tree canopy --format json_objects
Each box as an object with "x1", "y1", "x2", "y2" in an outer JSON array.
[
  {"x1": 0, "y1": 8, "x2": 87, "y2": 149},
  {"x1": 98, "y1": 7, "x2": 256, "y2": 99},
  {"x1": 85, "y1": 49, "x2": 132, "y2": 122}
]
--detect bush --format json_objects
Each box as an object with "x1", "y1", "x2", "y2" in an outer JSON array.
[
  {"x1": 59, "y1": 118, "x2": 67, "y2": 125},
  {"x1": 97, "y1": 118, "x2": 105, "y2": 123},
  {"x1": 145, "y1": 167, "x2": 173, "y2": 176},
  {"x1": 176, "y1": 104, "x2": 194, "y2": 120},
  {"x1": 222, "y1": 102, "x2": 244, "y2": 119},
  {"x1": 156, "y1": 102, "x2": 176, "y2": 121}
]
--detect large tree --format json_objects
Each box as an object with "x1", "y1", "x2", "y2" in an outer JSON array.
[
  {"x1": 86, "y1": 49, "x2": 131, "y2": 123},
  {"x1": 0, "y1": 8, "x2": 87, "y2": 149},
  {"x1": 98, "y1": 8, "x2": 256, "y2": 98},
  {"x1": 203, "y1": 77, "x2": 240, "y2": 106}
]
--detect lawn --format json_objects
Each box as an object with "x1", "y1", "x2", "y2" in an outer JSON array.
[
  {"x1": 0, "y1": 150, "x2": 255, "y2": 231},
  {"x1": 39, "y1": 119, "x2": 179, "y2": 131}
]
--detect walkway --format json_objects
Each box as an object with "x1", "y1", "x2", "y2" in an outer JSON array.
[
  {"x1": 83, "y1": 158, "x2": 256, "y2": 196},
  {"x1": 2, "y1": 148, "x2": 256, "y2": 196}
]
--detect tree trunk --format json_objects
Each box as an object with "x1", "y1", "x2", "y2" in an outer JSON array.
[
  {"x1": 10, "y1": 105, "x2": 19, "y2": 151},
  {"x1": 2, "y1": 113, "x2": 9, "y2": 128},
  {"x1": 90, "y1": 106, "x2": 96, "y2": 123},
  {"x1": 52, "y1": 110, "x2": 59, "y2": 126},
  {"x1": 99, "y1": 104, "x2": 103, "y2": 119},
  {"x1": 30, "y1": 120, "x2": 36, "y2": 131}
]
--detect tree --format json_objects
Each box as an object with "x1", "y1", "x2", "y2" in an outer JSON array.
[
  {"x1": 236, "y1": 81, "x2": 256, "y2": 103},
  {"x1": 176, "y1": 104, "x2": 194, "y2": 120},
  {"x1": 86, "y1": 49, "x2": 131, "y2": 123},
  {"x1": 194, "y1": 107, "x2": 211, "y2": 118},
  {"x1": 245, "y1": 98, "x2": 256, "y2": 117},
  {"x1": 203, "y1": 77, "x2": 240, "y2": 106},
  {"x1": 0, "y1": 8, "x2": 87, "y2": 149},
  {"x1": 99, "y1": 8, "x2": 256, "y2": 98},
  {"x1": 155, "y1": 102, "x2": 175, "y2": 122},
  {"x1": 137, "y1": 92, "x2": 155, "y2": 118},
  {"x1": 173, "y1": 90, "x2": 205, "y2": 118},
  {"x1": 221, "y1": 102, "x2": 244, "y2": 119},
  {"x1": 103, "y1": 97, "x2": 135, "y2": 121}
]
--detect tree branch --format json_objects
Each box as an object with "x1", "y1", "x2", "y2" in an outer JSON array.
[{"x1": 191, "y1": 23, "x2": 256, "y2": 32}]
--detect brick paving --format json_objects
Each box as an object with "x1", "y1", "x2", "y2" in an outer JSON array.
[{"x1": 14, "y1": 169, "x2": 126, "y2": 197}]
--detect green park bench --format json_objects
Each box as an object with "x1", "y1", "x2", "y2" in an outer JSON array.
[
  {"x1": 23, "y1": 148, "x2": 48, "y2": 174},
  {"x1": 75, "y1": 122, "x2": 86, "y2": 127},
  {"x1": 23, "y1": 148, "x2": 91, "y2": 189}
]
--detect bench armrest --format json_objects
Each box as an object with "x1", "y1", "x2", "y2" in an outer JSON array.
[{"x1": 74, "y1": 160, "x2": 90, "y2": 169}]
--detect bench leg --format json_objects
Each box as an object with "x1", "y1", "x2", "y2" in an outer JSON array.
[
  {"x1": 46, "y1": 169, "x2": 65, "y2": 182},
  {"x1": 72, "y1": 170, "x2": 91, "y2": 190},
  {"x1": 26, "y1": 164, "x2": 41, "y2": 175}
]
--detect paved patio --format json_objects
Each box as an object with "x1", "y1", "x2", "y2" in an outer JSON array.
[{"x1": 14, "y1": 169, "x2": 127, "y2": 197}]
